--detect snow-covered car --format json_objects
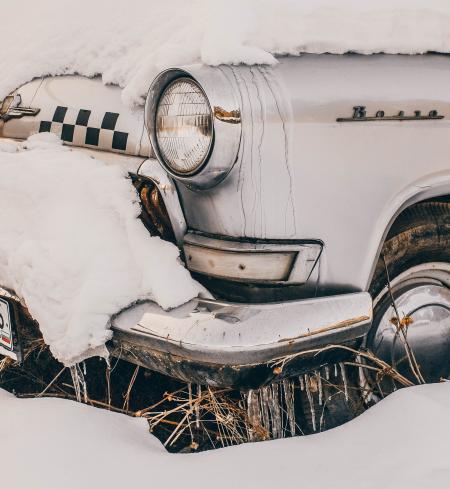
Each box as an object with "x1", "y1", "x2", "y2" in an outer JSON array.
[{"x1": 0, "y1": 54, "x2": 449, "y2": 389}]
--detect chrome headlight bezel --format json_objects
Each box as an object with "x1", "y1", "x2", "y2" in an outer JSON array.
[{"x1": 146, "y1": 67, "x2": 242, "y2": 190}]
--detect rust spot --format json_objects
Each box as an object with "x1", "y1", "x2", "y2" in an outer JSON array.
[
  {"x1": 278, "y1": 315, "x2": 371, "y2": 343},
  {"x1": 213, "y1": 106, "x2": 241, "y2": 124},
  {"x1": 138, "y1": 182, "x2": 175, "y2": 243},
  {"x1": 390, "y1": 315, "x2": 413, "y2": 330},
  {"x1": 403, "y1": 316, "x2": 414, "y2": 327}
]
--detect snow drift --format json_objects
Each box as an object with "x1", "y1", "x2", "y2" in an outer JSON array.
[
  {"x1": 1, "y1": 382, "x2": 449, "y2": 489},
  {"x1": 3, "y1": 0, "x2": 450, "y2": 106},
  {"x1": 0, "y1": 134, "x2": 201, "y2": 365}
]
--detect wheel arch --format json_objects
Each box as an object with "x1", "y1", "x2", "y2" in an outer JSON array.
[{"x1": 365, "y1": 173, "x2": 450, "y2": 291}]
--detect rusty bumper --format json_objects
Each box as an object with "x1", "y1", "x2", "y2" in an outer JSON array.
[{"x1": 109, "y1": 293, "x2": 373, "y2": 389}]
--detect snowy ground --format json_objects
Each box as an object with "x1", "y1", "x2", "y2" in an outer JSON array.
[{"x1": 2, "y1": 383, "x2": 449, "y2": 489}]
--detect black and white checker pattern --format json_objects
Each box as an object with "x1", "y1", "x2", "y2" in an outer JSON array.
[{"x1": 39, "y1": 106, "x2": 129, "y2": 151}]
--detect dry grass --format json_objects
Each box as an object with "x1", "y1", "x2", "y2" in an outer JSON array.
[
  {"x1": 0, "y1": 302, "x2": 437, "y2": 453},
  {"x1": 136, "y1": 386, "x2": 251, "y2": 449}
]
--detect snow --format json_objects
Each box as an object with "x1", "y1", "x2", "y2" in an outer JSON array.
[
  {"x1": 1, "y1": 382, "x2": 449, "y2": 489},
  {"x1": 0, "y1": 134, "x2": 201, "y2": 365},
  {"x1": 3, "y1": 1, "x2": 450, "y2": 106}
]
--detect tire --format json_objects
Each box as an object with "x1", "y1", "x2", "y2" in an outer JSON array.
[{"x1": 367, "y1": 201, "x2": 450, "y2": 388}]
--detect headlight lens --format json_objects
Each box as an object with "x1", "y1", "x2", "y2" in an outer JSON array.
[{"x1": 155, "y1": 77, "x2": 213, "y2": 175}]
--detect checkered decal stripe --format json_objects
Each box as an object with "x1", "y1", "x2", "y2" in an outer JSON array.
[{"x1": 39, "y1": 106, "x2": 129, "y2": 151}]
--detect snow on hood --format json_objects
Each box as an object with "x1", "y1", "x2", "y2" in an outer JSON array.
[
  {"x1": 0, "y1": 134, "x2": 202, "y2": 365},
  {"x1": 3, "y1": 0, "x2": 450, "y2": 106}
]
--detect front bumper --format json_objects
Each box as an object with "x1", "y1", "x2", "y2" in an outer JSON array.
[{"x1": 109, "y1": 292, "x2": 373, "y2": 389}]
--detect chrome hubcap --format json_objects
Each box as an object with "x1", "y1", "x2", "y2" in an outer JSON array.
[{"x1": 369, "y1": 263, "x2": 450, "y2": 383}]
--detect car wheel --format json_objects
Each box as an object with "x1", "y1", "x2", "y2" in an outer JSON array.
[{"x1": 367, "y1": 201, "x2": 450, "y2": 388}]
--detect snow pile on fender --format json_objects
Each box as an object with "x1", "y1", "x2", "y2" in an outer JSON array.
[
  {"x1": 0, "y1": 134, "x2": 201, "y2": 365},
  {"x1": 2, "y1": 0, "x2": 450, "y2": 106}
]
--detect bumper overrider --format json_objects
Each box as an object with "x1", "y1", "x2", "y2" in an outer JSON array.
[{"x1": 110, "y1": 293, "x2": 372, "y2": 389}]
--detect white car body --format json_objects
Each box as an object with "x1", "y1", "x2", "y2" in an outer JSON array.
[{"x1": 1, "y1": 53, "x2": 449, "y2": 387}]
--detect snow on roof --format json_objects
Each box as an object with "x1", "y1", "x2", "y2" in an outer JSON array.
[{"x1": 3, "y1": 0, "x2": 450, "y2": 107}]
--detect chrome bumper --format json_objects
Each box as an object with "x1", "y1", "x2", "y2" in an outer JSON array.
[{"x1": 110, "y1": 292, "x2": 373, "y2": 388}]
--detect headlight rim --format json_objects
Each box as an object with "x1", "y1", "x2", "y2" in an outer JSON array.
[
  {"x1": 153, "y1": 75, "x2": 215, "y2": 178},
  {"x1": 146, "y1": 66, "x2": 242, "y2": 190}
]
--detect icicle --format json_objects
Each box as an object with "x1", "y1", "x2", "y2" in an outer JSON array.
[
  {"x1": 70, "y1": 365, "x2": 87, "y2": 403},
  {"x1": 324, "y1": 365, "x2": 330, "y2": 380},
  {"x1": 299, "y1": 375, "x2": 305, "y2": 391},
  {"x1": 304, "y1": 374, "x2": 316, "y2": 432},
  {"x1": 309, "y1": 373, "x2": 318, "y2": 393},
  {"x1": 241, "y1": 393, "x2": 252, "y2": 441},
  {"x1": 82, "y1": 361, "x2": 87, "y2": 376},
  {"x1": 270, "y1": 383, "x2": 283, "y2": 439},
  {"x1": 187, "y1": 383, "x2": 194, "y2": 427},
  {"x1": 316, "y1": 371, "x2": 323, "y2": 406},
  {"x1": 339, "y1": 362, "x2": 349, "y2": 402},
  {"x1": 282, "y1": 379, "x2": 296, "y2": 437},
  {"x1": 70, "y1": 366, "x2": 81, "y2": 402},
  {"x1": 195, "y1": 384, "x2": 201, "y2": 428},
  {"x1": 78, "y1": 364, "x2": 88, "y2": 403},
  {"x1": 260, "y1": 387, "x2": 271, "y2": 435},
  {"x1": 334, "y1": 364, "x2": 338, "y2": 377},
  {"x1": 247, "y1": 389, "x2": 262, "y2": 442}
]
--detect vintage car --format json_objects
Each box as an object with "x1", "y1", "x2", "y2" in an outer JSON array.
[{"x1": 0, "y1": 53, "x2": 449, "y2": 390}]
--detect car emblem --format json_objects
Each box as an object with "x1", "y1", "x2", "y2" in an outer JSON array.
[
  {"x1": 0, "y1": 94, "x2": 40, "y2": 122},
  {"x1": 337, "y1": 106, "x2": 444, "y2": 122}
]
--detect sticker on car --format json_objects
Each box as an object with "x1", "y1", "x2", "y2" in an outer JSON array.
[{"x1": 0, "y1": 297, "x2": 17, "y2": 360}]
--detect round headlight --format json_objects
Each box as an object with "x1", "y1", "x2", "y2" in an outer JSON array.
[{"x1": 155, "y1": 77, "x2": 213, "y2": 175}]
